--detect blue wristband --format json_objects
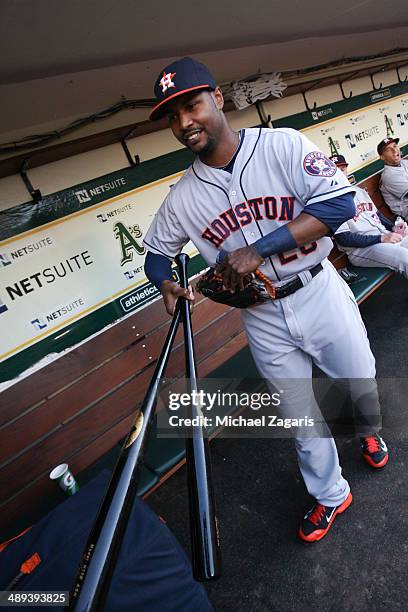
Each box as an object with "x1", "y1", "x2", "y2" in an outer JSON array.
[{"x1": 252, "y1": 225, "x2": 297, "y2": 259}]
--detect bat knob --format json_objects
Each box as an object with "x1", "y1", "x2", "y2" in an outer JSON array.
[
  {"x1": 175, "y1": 253, "x2": 190, "y2": 289},
  {"x1": 175, "y1": 252, "x2": 190, "y2": 266}
]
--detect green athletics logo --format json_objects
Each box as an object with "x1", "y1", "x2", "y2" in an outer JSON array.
[
  {"x1": 384, "y1": 114, "x2": 394, "y2": 138},
  {"x1": 114, "y1": 222, "x2": 145, "y2": 265},
  {"x1": 327, "y1": 136, "x2": 340, "y2": 157}
]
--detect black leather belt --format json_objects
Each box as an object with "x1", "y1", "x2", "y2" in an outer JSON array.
[{"x1": 273, "y1": 263, "x2": 323, "y2": 299}]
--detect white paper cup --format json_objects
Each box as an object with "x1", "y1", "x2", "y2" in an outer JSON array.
[{"x1": 50, "y1": 463, "x2": 80, "y2": 496}]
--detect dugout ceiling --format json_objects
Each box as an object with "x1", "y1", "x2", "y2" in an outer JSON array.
[
  {"x1": 2, "y1": 0, "x2": 408, "y2": 84},
  {"x1": 1, "y1": 0, "x2": 408, "y2": 154}
]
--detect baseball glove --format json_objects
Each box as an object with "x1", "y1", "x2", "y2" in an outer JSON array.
[{"x1": 196, "y1": 267, "x2": 269, "y2": 308}]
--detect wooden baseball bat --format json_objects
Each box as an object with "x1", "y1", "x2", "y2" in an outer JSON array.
[
  {"x1": 175, "y1": 253, "x2": 221, "y2": 581},
  {"x1": 69, "y1": 304, "x2": 182, "y2": 611}
]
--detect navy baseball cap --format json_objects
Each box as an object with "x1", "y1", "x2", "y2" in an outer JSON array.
[
  {"x1": 330, "y1": 154, "x2": 348, "y2": 166},
  {"x1": 377, "y1": 137, "x2": 400, "y2": 155},
  {"x1": 149, "y1": 57, "x2": 217, "y2": 121}
]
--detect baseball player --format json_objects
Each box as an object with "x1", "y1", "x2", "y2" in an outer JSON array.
[
  {"x1": 143, "y1": 57, "x2": 388, "y2": 543},
  {"x1": 378, "y1": 137, "x2": 408, "y2": 219},
  {"x1": 331, "y1": 154, "x2": 408, "y2": 276}
]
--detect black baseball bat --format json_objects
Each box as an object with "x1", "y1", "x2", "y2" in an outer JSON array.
[
  {"x1": 175, "y1": 253, "x2": 221, "y2": 581},
  {"x1": 69, "y1": 304, "x2": 182, "y2": 611}
]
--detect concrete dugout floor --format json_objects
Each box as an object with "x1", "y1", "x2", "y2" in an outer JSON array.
[{"x1": 149, "y1": 274, "x2": 408, "y2": 612}]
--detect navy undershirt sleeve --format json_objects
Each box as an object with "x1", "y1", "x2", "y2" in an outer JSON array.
[
  {"x1": 335, "y1": 231, "x2": 382, "y2": 248},
  {"x1": 302, "y1": 192, "x2": 356, "y2": 234},
  {"x1": 144, "y1": 251, "x2": 173, "y2": 290},
  {"x1": 377, "y1": 211, "x2": 394, "y2": 231}
]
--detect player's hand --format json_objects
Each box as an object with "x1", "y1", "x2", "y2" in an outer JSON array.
[
  {"x1": 217, "y1": 246, "x2": 264, "y2": 291},
  {"x1": 160, "y1": 280, "x2": 194, "y2": 315},
  {"x1": 393, "y1": 220, "x2": 408, "y2": 236},
  {"x1": 381, "y1": 232, "x2": 403, "y2": 244}
]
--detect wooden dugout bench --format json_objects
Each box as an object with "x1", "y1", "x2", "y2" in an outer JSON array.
[{"x1": 0, "y1": 171, "x2": 397, "y2": 541}]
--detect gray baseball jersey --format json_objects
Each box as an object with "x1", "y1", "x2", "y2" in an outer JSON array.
[
  {"x1": 144, "y1": 126, "x2": 379, "y2": 507},
  {"x1": 143, "y1": 127, "x2": 354, "y2": 283},
  {"x1": 380, "y1": 159, "x2": 408, "y2": 217},
  {"x1": 335, "y1": 185, "x2": 388, "y2": 254}
]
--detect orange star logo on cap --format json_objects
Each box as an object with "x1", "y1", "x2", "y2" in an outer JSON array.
[{"x1": 160, "y1": 71, "x2": 176, "y2": 94}]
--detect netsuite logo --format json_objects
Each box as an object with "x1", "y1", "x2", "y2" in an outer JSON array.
[
  {"x1": 320, "y1": 126, "x2": 335, "y2": 136},
  {"x1": 97, "y1": 203, "x2": 133, "y2": 224},
  {"x1": 0, "y1": 253, "x2": 11, "y2": 267},
  {"x1": 345, "y1": 126, "x2": 379, "y2": 150},
  {"x1": 360, "y1": 151, "x2": 374, "y2": 162},
  {"x1": 30, "y1": 298, "x2": 85, "y2": 331},
  {"x1": 74, "y1": 178, "x2": 126, "y2": 204},
  {"x1": 30, "y1": 316, "x2": 47, "y2": 331},
  {"x1": 5, "y1": 251, "x2": 94, "y2": 302},
  {"x1": 345, "y1": 134, "x2": 356, "y2": 149},
  {"x1": 349, "y1": 115, "x2": 366, "y2": 125},
  {"x1": 123, "y1": 265, "x2": 144, "y2": 281},
  {"x1": 397, "y1": 113, "x2": 408, "y2": 126},
  {"x1": 311, "y1": 108, "x2": 333, "y2": 121},
  {"x1": 0, "y1": 236, "x2": 55, "y2": 267},
  {"x1": 75, "y1": 189, "x2": 91, "y2": 203}
]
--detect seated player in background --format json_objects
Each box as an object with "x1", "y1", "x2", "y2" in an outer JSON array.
[
  {"x1": 331, "y1": 154, "x2": 408, "y2": 278},
  {"x1": 378, "y1": 137, "x2": 408, "y2": 220}
]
